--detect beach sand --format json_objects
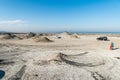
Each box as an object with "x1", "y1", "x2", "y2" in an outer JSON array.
[{"x1": 0, "y1": 33, "x2": 120, "y2": 80}]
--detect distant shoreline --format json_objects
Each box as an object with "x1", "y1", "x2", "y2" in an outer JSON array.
[{"x1": 1, "y1": 31, "x2": 120, "y2": 35}]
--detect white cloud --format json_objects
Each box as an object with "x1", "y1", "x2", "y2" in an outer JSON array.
[
  {"x1": 0, "y1": 19, "x2": 31, "y2": 32},
  {"x1": 0, "y1": 19, "x2": 24, "y2": 25}
]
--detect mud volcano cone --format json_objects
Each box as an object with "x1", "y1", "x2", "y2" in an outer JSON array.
[
  {"x1": 0, "y1": 33, "x2": 13, "y2": 40},
  {"x1": 33, "y1": 37, "x2": 53, "y2": 42},
  {"x1": 70, "y1": 33, "x2": 79, "y2": 38}
]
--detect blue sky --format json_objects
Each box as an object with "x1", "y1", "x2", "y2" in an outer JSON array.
[{"x1": 0, "y1": 0, "x2": 120, "y2": 32}]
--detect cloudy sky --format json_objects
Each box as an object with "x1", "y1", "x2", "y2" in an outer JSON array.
[{"x1": 0, "y1": 0, "x2": 120, "y2": 32}]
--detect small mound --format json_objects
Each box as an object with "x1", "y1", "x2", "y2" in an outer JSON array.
[
  {"x1": 35, "y1": 33, "x2": 44, "y2": 37},
  {"x1": 0, "y1": 33, "x2": 15, "y2": 40},
  {"x1": 12, "y1": 37, "x2": 23, "y2": 40},
  {"x1": 58, "y1": 32, "x2": 71, "y2": 39},
  {"x1": 33, "y1": 37, "x2": 53, "y2": 42},
  {"x1": 70, "y1": 33, "x2": 79, "y2": 38},
  {"x1": 60, "y1": 32, "x2": 70, "y2": 36},
  {"x1": 26, "y1": 32, "x2": 36, "y2": 38},
  {"x1": 70, "y1": 35, "x2": 79, "y2": 38},
  {"x1": 0, "y1": 34, "x2": 11, "y2": 39},
  {"x1": 0, "y1": 34, "x2": 23, "y2": 40}
]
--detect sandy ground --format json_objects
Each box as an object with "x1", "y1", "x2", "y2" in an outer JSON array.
[{"x1": 1, "y1": 34, "x2": 120, "y2": 80}]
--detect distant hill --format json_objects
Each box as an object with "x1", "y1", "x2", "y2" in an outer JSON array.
[{"x1": 0, "y1": 31, "x2": 7, "y2": 33}]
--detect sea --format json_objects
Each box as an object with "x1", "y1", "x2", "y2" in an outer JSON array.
[
  {"x1": 55, "y1": 31, "x2": 120, "y2": 35},
  {"x1": 77, "y1": 32, "x2": 120, "y2": 35}
]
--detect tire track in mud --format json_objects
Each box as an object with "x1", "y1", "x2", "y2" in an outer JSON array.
[
  {"x1": 8, "y1": 51, "x2": 117, "y2": 80},
  {"x1": 0, "y1": 59, "x2": 14, "y2": 65},
  {"x1": 32, "y1": 52, "x2": 117, "y2": 80},
  {"x1": 91, "y1": 72, "x2": 106, "y2": 80},
  {"x1": 98, "y1": 56, "x2": 116, "y2": 70},
  {"x1": 33, "y1": 52, "x2": 115, "y2": 68},
  {"x1": 52, "y1": 52, "x2": 105, "y2": 67},
  {"x1": 59, "y1": 52, "x2": 117, "y2": 71},
  {"x1": 8, "y1": 65, "x2": 26, "y2": 80}
]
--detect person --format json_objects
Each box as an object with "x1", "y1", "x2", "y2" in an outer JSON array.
[
  {"x1": 0, "y1": 70, "x2": 5, "y2": 79},
  {"x1": 112, "y1": 42, "x2": 114, "y2": 50}
]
